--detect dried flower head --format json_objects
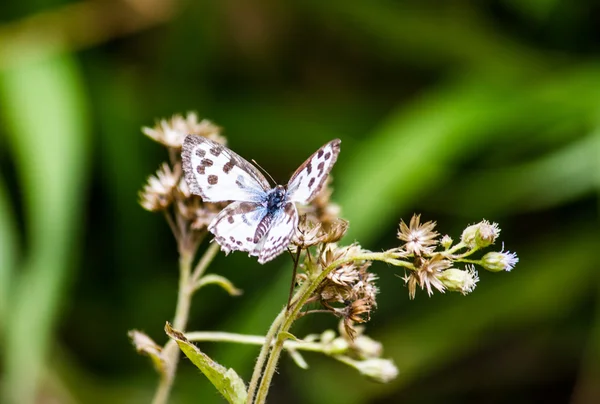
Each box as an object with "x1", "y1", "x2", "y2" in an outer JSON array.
[
  {"x1": 142, "y1": 112, "x2": 225, "y2": 149},
  {"x1": 294, "y1": 215, "x2": 348, "y2": 249},
  {"x1": 402, "y1": 254, "x2": 451, "y2": 298},
  {"x1": 397, "y1": 214, "x2": 439, "y2": 256},
  {"x1": 139, "y1": 163, "x2": 181, "y2": 211},
  {"x1": 315, "y1": 244, "x2": 378, "y2": 339},
  {"x1": 294, "y1": 215, "x2": 325, "y2": 248}
]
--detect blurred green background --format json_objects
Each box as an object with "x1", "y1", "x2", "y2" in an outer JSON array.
[{"x1": 1, "y1": 0, "x2": 599, "y2": 403}]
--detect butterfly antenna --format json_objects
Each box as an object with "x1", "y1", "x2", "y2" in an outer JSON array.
[{"x1": 252, "y1": 159, "x2": 277, "y2": 185}]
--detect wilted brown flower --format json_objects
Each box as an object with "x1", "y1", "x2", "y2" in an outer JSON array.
[
  {"x1": 314, "y1": 243, "x2": 378, "y2": 339},
  {"x1": 139, "y1": 163, "x2": 181, "y2": 211},
  {"x1": 319, "y1": 243, "x2": 365, "y2": 269},
  {"x1": 402, "y1": 254, "x2": 451, "y2": 298},
  {"x1": 397, "y1": 214, "x2": 439, "y2": 256},
  {"x1": 340, "y1": 299, "x2": 373, "y2": 339},
  {"x1": 294, "y1": 215, "x2": 324, "y2": 248},
  {"x1": 294, "y1": 215, "x2": 348, "y2": 249},
  {"x1": 142, "y1": 112, "x2": 225, "y2": 149}
]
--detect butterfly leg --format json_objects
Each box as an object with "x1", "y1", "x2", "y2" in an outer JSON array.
[{"x1": 286, "y1": 247, "x2": 302, "y2": 310}]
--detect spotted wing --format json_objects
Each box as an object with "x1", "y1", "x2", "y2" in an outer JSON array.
[
  {"x1": 208, "y1": 201, "x2": 266, "y2": 254},
  {"x1": 255, "y1": 202, "x2": 298, "y2": 264},
  {"x1": 182, "y1": 135, "x2": 271, "y2": 202},
  {"x1": 286, "y1": 139, "x2": 341, "y2": 204}
]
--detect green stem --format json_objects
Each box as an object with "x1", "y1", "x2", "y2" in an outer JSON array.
[
  {"x1": 246, "y1": 307, "x2": 287, "y2": 404},
  {"x1": 185, "y1": 331, "x2": 326, "y2": 353},
  {"x1": 151, "y1": 243, "x2": 220, "y2": 404},
  {"x1": 253, "y1": 251, "x2": 389, "y2": 404},
  {"x1": 191, "y1": 243, "x2": 221, "y2": 285}
]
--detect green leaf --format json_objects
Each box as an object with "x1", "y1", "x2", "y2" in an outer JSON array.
[
  {"x1": 0, "y1": 174, "x2": 17, "y2": 331},
  {"x1": 194, "y1": 274, "x2": 243, "y2": 296},
  {"x1": 0, "y1": 54, "x2": 90, "y2": 404},
  {"x1": 128, "y1": 330, "x2": 166, "y2": 376},
  {"x1": 165, "y1": 323, "x2": 247, "y2": 404}
]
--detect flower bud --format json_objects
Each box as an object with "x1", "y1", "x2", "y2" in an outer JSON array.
[
  {"x1": 481, "y1": 251, "x2": 518, "y2": 272},
  {"x1": 353, "y1": 335, "x2": 383, "y2": 359},
  {"x1": 353, "y1": 358, "x2": 399, "y2": 383},
  {"x1": 438, "y1": 267, "x2": 479, "y2": 295},
  {"x1": 440, "y1": 235, "x2": 453, "y2": 249},
  {"x1": 461, "y1": 220, "x2": 500, "y2": 249}
]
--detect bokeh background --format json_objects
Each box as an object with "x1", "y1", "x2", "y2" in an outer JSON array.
[{"x1": 1, "y1": 0, "x2": 599, "y2": 403}]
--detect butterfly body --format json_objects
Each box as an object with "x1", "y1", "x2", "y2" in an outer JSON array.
[{"x1": 182, "y1": 135, "x2": 340, "y2": 263}]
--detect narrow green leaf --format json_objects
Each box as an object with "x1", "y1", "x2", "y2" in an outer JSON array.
[
  {"x1": 0, "y1": 174, "x2": 17, "y2": 331},
  {"x1": 194, "y1": 274, "x2": 243, "y2": 296},
  {"x1": 165, "y1": 323, "x2": 247, "y2": 404},
  {"x1": 0, "y1": 54, "x2": 90, "y2": 404},
  {"x1": 128, "y1": 330, "x2": 166, "y2": 376}
]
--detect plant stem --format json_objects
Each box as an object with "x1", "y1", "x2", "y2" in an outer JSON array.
[
  {"x1": 246, "y1": 308, "x2": 287, "y2": 403},
  {"x1": 191, "y1": 242, "x2": 221, "y2": 285},
  {"x1": 151, "y1": 243, "x2": 220, "y2": 404},
  {"x1": 185, "y1": 331, "x2": 325, "y2": 353},
  {"x1": 253, "y1": 252, "x2": 389, "y2": 404}
]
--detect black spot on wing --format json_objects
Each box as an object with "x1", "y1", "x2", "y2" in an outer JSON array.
[
  {"x1": 223, "y1": 159, "x2": 235, "y2": 174},
  {"x1": 208, "y1": 175, "x2": 218, "y2": 185}
]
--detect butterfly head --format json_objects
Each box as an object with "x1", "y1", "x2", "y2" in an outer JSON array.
[{"x1": 265, "y1": 185, "x2": 288, "y2": 214}]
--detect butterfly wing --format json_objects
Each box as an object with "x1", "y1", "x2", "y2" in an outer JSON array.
[
  {"x1": 182, "y1": 135, "x2": 271, "y2": 202},
  {"x1": 209, "y1": 201, "x2": 297, "y2": 262},
  {"x1": 208, "y1": 201, "x2": 266, "y2": 254},
  {"x1": 255, "y1": 202, "x2": 298, "y2": 264},
  {"x1": 286, "y1": 139, "x2": 341, "y2": 204}
]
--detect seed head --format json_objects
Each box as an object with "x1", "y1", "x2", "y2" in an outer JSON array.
[
  {"x1": 139, "y1": 163, "x2": 181, "y2": 211},
  {"x1": 402, "y1": 254, "x2": 451, "y2": 298},
  {"x1": 397, "y1": 214, "x2": 439, "y2": 256},
  {"x1": 142, "y1": 112, "x2": 225, "y2": 149}
]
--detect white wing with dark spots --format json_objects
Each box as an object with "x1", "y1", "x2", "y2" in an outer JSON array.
[
  {"x1": 208, "y1": 201, "x2": 266, "y2": 254},
  {"x1": 182, "y1": 135, "x2": 271, "y2": 203},
  {"x1": 286, "y1": 139, "x2": 341, "y2": 204}
]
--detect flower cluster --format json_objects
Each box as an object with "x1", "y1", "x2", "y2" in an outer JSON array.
[
  {"x1": 396, "y1": 215, "x2": 518, "y2": 299},
  {"x1": 142, "y1": 112, "x2": 225, "y2": 149},
  {"x1": 316, "y1": 244, "x2": 379, "y2": 338},
  {"x1": 138, "y1": 112, "x2": 226, "y2": 250}
]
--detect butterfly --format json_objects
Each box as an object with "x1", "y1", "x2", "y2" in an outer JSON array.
[{"x1": 181, "y1": 135, "x2": 341, "y2": 263}]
